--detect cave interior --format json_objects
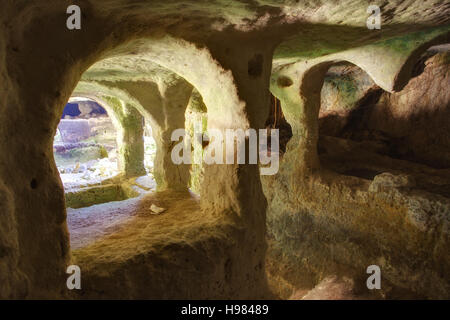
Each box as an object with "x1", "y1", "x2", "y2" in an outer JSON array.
[{"x1": 0, "y1": 0, "x2": 449, "y2": 300}]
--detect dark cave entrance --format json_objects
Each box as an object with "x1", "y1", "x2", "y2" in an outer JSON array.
[
  {"x1": 265, "y1": 93, "x2": 293, "y2": 156},
  {"x1": 316, "y1": 47, "x2": 450, "y2": 201}
]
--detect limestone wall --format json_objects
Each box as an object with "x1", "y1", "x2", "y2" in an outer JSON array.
[{"x1": 0, "y1": 0, "x2": 449, "y2": 299}]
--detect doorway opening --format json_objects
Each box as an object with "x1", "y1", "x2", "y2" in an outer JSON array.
[{"x1": 54, "y1": 97, "x2": 120, "y2": 191}]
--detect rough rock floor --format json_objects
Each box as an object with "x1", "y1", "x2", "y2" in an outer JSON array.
[{"x1": 67, "y1": 197, "x2": 142, "y2": 250}]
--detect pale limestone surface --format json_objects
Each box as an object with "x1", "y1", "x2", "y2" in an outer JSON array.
[{"x1": 0, "y1": 1, "x2": 449, "y2": 299}]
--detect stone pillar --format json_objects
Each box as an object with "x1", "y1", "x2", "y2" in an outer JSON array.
[
  {"x1": 197, "y1": 37, "x2": 275, "y2": 296},
  {"x1": 271, "y1": 64, "x2": 330, "y2": 176},
  {"x1": 199, "y1": 47, "x2": 272, "y2": 221},
  {"x1": 101, "y1": 96, "x2": 146, "y2": 178},
  {"x1": 0, "y1": 69, "x2": 71, "y2": 299},
  {"x1": 151, "y1": 79, "x2": 193, "y2": 191},
  {"x1": 118, "y1": 104, "x2": 146, "y2": 178},
  {"x1": 185, "y1": 89, "x2": 207, "y2": 193},
  {"x1": 112, "y1": 78, "x2": 193, "y2": 191}
]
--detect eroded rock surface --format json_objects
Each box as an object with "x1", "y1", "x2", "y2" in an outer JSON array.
[{"x1": 0, "y1": 0, "x2": 449, "y2": 299}]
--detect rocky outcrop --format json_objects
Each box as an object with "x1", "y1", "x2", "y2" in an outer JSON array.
[{"x1": 320, "y1": 51, "x2": 450, "y2": 168}]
